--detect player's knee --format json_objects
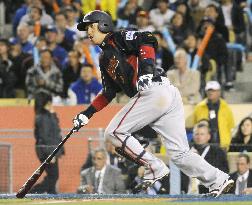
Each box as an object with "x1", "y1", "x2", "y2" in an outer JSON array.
[
  {"x1": 104, "y1": 126, "x2": 114, "y2": 139},
  {"x1": 170, "y1": 150, "x2": 190, "y2": 165},
  {"x1": 104, "y1": 127, "x2": 121, "y2": 147}
]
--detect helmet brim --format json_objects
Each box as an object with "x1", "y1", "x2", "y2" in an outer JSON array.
[{"x1": 77, "y1": 20, "x2": 96, "y2": 31}]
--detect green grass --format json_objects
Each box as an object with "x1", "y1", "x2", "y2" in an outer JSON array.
[{"x1": 0, "y1": 199, "x2": 252, "y2": 205}]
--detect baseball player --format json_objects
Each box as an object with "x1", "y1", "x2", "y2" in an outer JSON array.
[{"x1": 73, "y1": 10, "x2": 233, "y2": 196}]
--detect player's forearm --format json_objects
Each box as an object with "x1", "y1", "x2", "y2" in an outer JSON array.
[
  {"x1": 138, "y1": 45, "x2": 156, "y2": 77},
  {"x1": 82, "y1": 92, "x2": 114, "y2": 119}
]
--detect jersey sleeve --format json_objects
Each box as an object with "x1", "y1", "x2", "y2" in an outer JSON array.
[
  {"x1": 120, "y1": 31, "x2": 158, "y2": 77},
  {"x1": 117, "y1": 30, "x2": 157, "y2": 53}
]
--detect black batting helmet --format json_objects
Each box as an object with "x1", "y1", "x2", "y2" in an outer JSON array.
[{"x1": 77, "y1": 10, "x2": 114, "y2": 33}]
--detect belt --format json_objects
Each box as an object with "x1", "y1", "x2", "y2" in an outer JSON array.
[{"x1": 152, "y1": 76, "x2": 170, "y2": 85}]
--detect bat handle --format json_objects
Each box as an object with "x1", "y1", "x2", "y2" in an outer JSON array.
[{"x1": 72, "y1": 125, "x2": 83, "y2": 133}]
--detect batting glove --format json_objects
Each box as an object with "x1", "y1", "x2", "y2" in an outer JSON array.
[
  {"x1": 73, "y1": 113, "x2": 89, "y2": 131},
  {"x1": 136, "y1": 74, "x2": 153, "y2": 91}
]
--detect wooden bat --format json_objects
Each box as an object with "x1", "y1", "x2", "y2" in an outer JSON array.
[{"x1": 16, "y1": 128, "x2": 76, "y2": 198}]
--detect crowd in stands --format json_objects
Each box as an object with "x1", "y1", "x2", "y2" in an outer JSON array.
[
  {"x1": 0, "y1": 0, "x2": 252, "y2": 195},
  {"x1": 0, "y1": 0, "x2": 251, "y2": 103}
]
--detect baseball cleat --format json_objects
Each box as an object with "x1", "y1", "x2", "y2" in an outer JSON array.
[
  {"x1": 132, "y1": 173, "x2": 169, "y2": 193},
  {"x1": 133, "y1": 158, "x2": 170, "y2": 193},
  {"x1": 209, "y1": 178, "x2": 234, "y2": 197}
]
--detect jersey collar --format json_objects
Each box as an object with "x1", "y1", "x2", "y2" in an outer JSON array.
[{"x1": 99, "y1": 33, "x2": 113, "y2": 49}]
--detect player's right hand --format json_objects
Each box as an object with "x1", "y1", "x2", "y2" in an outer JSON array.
[
  {"x1": 137, "y1": 74, "x2": 153, "y2": 91},
  {"x1": 73, "y1": 113, "x2": 89, "y2": 131}
]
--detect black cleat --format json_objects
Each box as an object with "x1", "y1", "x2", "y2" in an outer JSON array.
[
  {"x1": 132, "y1": 174, "x2": 169, "y2": 194},
  {"x1": 209, "y1": 178, "x2": 234, "y2": 197}
]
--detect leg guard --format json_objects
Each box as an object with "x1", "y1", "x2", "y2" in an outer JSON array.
[{"x1": 115, "y1": 135, "x2": 147, "y2": 166}]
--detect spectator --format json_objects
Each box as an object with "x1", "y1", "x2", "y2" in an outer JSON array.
[
  {"x1": 45, "y1": 25, "x2": 68, "y2": 69},
  {"x1": 71, "y1": 0, "x2": 83, "y2": 16},
  {"x1": 81, "y1": 0, "x2": 118, "y2": 21},
  {"x1": 80, "y1": 138, "x2": 129, "y2": 175},
  {"x1": 76, "y1": 37, "x2": 102, "y2": 76},
  {"x1": 26, "y1": 49, "x2": 63, "y2": 98},
  {"x1": 181, "y1": 122, "x2": 229, "y2": 194},
  {"x1": 204, "y1": 4, "x2": 229, "y2": 42},
  {"x1": 197, "y1": 18, "x2": 230, "y2": 87},
  {"x1": 30, "y1": 91, "x2": 64, "y2": 194},
  {"x1": 167, "y1": 48, "x2": 201, "y2": 104},
  {"x1": 55, "y1": 12, "x2": 76, "y2": 51},
  {"x1": 12, "y1": 0, "x2": 33, "y2": 35},
  {"x1": 169, "y1": 12, "x2": 191, "y2": 46},
  {"x1": 149, "y1": 0, "x2": 175, "y2": 31},
  {"x1": 192, "y1": 81, "x2": 235, "y2": 150},
  {"x1": 73, "y1": 37, "x2": 102, "y2": 70},
  {"x1": 35, "y1": 36, "x2": 47, "y2": 51},
  {"x1": 8, "y1": 38, "x2": 31, "y2": 97},
  {"x1": 16, "y1": 23, "x2": 34, "y2": 54},
  {"x1": 176, "y1": 1, "x2": 195, "y2": 32},
  {"x1": 152, "y1": 31, "x2": 174, "y2": 72},
  {"x1": 77, "y1": 148, "x2": 126, "y2": 194},
  {"x1": 188, "y1": 0, "x2": 209, "y2": 28},
  {"x1": 68, "y1": 64, "x2": 102, "y2": 105},
  {"x1": 136, "y1": 11, "x2": 155, "y2": 32},
  {"x1": 231, "y1": 0, "x2": 247, "y2": 73},
  {"x1": 221, "y1": 0, "x2": 233, "y2": 29},
  {"x1": 230, "y1": 117, "x2": 252, "y2": 152},
  {"x1": 229, "y1": 153, "x2": 252, "y2": 195},
  {"x1": 205, "y1": 4, "x2": 236, "y2": 90},
  {"x1": 183, "y1": 33, "x2": 211, "y2": 92},
  {"x1": 231, "y1": 0, "x2": 247, "y2": 46},
  {"x1": 73, "y1": 40, "x2": 85, "y2": 62},
  {"x1": 33, "y1": 37, "x2": 62, "y2": 69},
  {"x1": 0, "y1": 39, "x2": 17, "y2": 98},
  {"x1": 183, "y1": 33, "x2": 202, "y2": 69},
  {"x1": 20, "y1": 37, "x2": 52, "y2": 83},
  {"x1": 117, "y1": 0, "x2": 142, "y2": 28},
  {"x1": 19, "y1": 6, "x2": 54, "y2": 30},
  {"x1": 65, "y1": 6, "x2": 85, "y2": 39},
  {"x1": 42, "y1": 0, "x2": 82, "y2": 16},
  {"x1": 62, "y1": 51, "x2": 82, "y2": 98},
  {"x1": 20, "y1": 4, "x2": 53, "y2": 27}
]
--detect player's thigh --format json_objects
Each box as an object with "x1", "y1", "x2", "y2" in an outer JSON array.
[
  {"x1": 151, "y1": 88, "x2": 190, "y2": 153},
  {"x1": 105, "y1": 86, "x2": 172, "y2": 138}
]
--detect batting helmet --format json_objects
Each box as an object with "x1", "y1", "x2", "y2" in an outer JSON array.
[{"x1": 77, "y1": 10, "x2": 114, "y2": 33}]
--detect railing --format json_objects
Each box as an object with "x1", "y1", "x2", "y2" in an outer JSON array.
[
  {"x1": 0, "y1": 142, "x2": 12, "y2": 193},
  {"x1": 0, "y1": 2, "x2": 5, "y2": 36},
  {"x1": 0, "y1": 128, "x2": 105, "y2": 193},
  {"x1": 1, "y1": 128, "x2": 252, "y2": 194}
]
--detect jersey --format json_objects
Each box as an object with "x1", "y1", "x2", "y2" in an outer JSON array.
[{"x1": 83, "y1": 30, "x2": 159, "y2": 118}]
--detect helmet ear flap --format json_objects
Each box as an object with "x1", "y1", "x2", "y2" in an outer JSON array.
[{"x1": 98, "y1": 20, "x2": 110, "y2": 33}]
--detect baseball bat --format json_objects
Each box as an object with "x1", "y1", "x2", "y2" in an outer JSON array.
[{"x1": 16, "y1": 128, "x2": 76, "y2": 198}]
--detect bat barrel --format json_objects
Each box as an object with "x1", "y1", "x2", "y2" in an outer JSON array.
[
  {"x1": 15, "y1": 128, "x2": 75, "y2": 198},
  {"x1": 16, "y1": 162, "x2": 47, "y2": 198}
]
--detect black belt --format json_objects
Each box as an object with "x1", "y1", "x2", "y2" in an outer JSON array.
[{"x1": 152, "y1": 75, "x2": 163, "y2": 82}]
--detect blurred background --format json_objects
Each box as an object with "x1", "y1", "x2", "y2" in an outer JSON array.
[{"x1": 0, "y1": 0, "x2": 252, "y2": 196}]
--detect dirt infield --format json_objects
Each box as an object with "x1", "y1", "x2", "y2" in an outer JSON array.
[{"x1": 1, "y1": 194, "x2": 252, "y2": 205}]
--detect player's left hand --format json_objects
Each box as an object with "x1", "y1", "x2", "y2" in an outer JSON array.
[{"x1": 136, "y1": 74, "x2": 153, "y2": 91}]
